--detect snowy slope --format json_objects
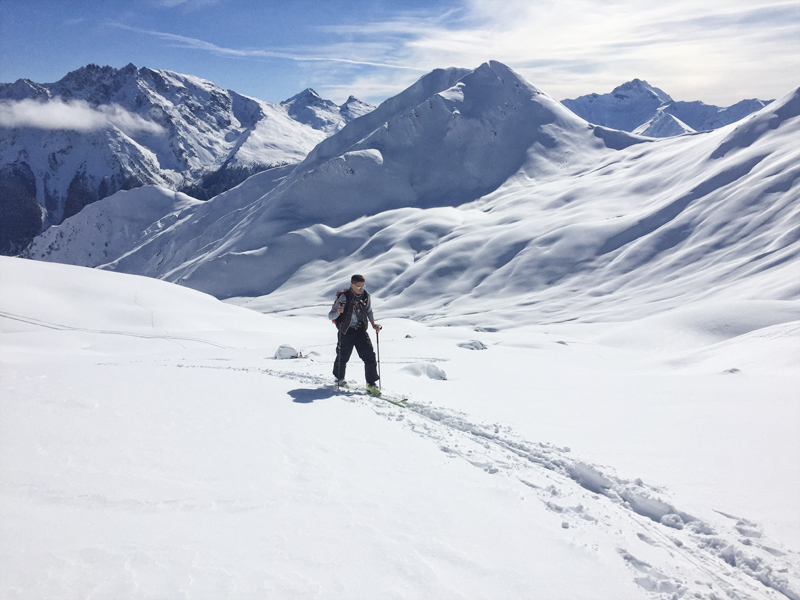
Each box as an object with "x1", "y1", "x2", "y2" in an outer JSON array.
[
  {"x1": 2, "y1": 256, "x2": 798, "y2": 599},
  {"x1": 25, "y1": 64, "x2": 800, "y2": 331},
  {"x1": 563, "y1": 80, "x2": 770, "y2": 135},
  {"x1": 633, "y1": 108, "x2": 696, "y2": 137}
]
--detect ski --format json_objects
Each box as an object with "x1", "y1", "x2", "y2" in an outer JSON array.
[
  {"x1": 381, "y1": 395, "x2": 409, "y2": 408},
  {"x1": 331, "y1": 382, "x2": 409, "y2": 407},
  {"x1": 369, "y1": 387, "x2": 410, "y2": 407}
]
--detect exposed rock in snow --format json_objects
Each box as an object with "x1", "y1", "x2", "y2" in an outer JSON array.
[
  {"x1": 274, "y1": 344, "x2": 300, "y2": 359},
  {"x1": 458, "y1": 340, "x2": 488, "y2": 350},
  {"x1": 402, "y1": 362, "x2": 447, "y2": 379},
  {"x1": 339, "y1": 95, "x2": 375, "y2": 122}
]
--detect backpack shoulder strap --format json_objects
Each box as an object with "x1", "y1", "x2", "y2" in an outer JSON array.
[
  {"x1": 332, "y1": 288, "x2": 354, "y2": 330},
  {"x1": 331, "y1": 288, "x2": 348, "y2": 307}
]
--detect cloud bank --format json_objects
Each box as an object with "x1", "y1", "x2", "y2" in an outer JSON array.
[{"x1": 0, "y1": 98, "x2": 166, "y2": 135}]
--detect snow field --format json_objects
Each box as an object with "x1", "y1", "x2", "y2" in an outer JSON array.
[{"x1": 2, "y1": 257, "x2": 798, "y2": 599}]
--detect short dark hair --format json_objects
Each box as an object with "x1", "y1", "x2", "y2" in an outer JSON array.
[{"x1": 351, "y1": 274, "x2": 365, "y2": 284}]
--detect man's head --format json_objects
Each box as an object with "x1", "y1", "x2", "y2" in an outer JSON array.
[{"x1": 350, "y1": 274, "x2": 366, "y2": 295}]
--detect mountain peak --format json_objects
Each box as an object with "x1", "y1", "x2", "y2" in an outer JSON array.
[
  {"x1": 0, "y1": 78, "x2": 50, "y2": 101},
  {"x1": 611, "y1": 79, "x2": 672, "y2": 104},
  {"x1": 280, "y1": 88, "x2": 323, "y2": 106},
  {"x1": 339, "y1": 95, "x2": 375, "y2": 121}
]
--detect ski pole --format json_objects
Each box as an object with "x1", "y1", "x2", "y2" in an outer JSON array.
[
  {"x1": 336, "y1": 330, "x2": 343, "y2": 390},
  {"x1": 376, "y1": 328, "x2": 381, "y2": 391}
]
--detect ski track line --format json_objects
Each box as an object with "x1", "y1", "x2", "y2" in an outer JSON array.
[
  {"x1": 0, "y1": 310, "x2": 232, "y2": 349},
  {"x1": 109, "y1": 360, "x2": 800, "y2": 600}
]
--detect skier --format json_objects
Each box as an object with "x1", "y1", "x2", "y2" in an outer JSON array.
[{"x1": 329, "y1": 274, "x2": 382, "y2": 395}]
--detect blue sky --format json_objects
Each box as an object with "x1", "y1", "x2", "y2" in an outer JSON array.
[{"x1": 1, "y1": 0, "x2": 798, "y2": 106}]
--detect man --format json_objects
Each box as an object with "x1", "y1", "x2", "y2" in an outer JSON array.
[{"x1": 329, "y1": 274, "x2": 382, "y2": 395}]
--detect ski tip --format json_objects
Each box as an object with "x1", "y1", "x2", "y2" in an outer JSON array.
[{"x1": 383, "y1": 397, "x2": 409, "y2": 407}]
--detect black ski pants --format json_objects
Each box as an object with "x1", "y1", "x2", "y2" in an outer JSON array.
[{"x1": 333, "y1": 326, "x2": 378, "y2": 385}]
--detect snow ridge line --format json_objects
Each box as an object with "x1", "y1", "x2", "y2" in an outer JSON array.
[
  {"x1": 0, "y1": 310, "x2": 232, "y2": 349},
  {"x1": 167, "y1": 362, "x2": 800, "y2": 599}
]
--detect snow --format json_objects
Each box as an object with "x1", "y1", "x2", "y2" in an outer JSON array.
[
  {"x1": 4, "y1": 60, "x2": 800, "y2": 598},
  {"x1": 2, "y1": 255, "x2": 798, "y2": 599}
]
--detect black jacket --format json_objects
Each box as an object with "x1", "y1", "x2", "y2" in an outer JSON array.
[{"x1": 330, "y1": 289, "x2": 372, "y2": 335}]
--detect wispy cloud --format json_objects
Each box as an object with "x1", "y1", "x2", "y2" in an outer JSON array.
[
  {"x1": 0, "y1": 98, "x2": 166, "y2": 135},
  {"x1": 110, "y1": 23, "x2": 427, "y2": 72}
]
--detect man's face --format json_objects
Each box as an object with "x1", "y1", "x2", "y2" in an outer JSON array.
[{"x1": 351, "y1": 281, "x2": 366, "y2": 295}]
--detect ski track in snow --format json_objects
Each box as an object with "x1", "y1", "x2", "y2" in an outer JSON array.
[{"x1": 134, "y1": 358, "x2": 800, "y2": 600}]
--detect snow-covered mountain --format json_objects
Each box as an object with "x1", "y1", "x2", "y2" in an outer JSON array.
[
  {"x1": 281, "y1": 88, "x2": 375, "y2": 134},
  {"x1": 0, "y1": 64, "x2": 373, "y2": 253},
  {"x1": 24, "y1": 61, "x2": 624, "y2": 295},
  {"x1": 24, "y1": 61, "x2": 800, "y2": 329},
  {"x1": 562, "y1": 79, "x2": 770, "y2": 137}
]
